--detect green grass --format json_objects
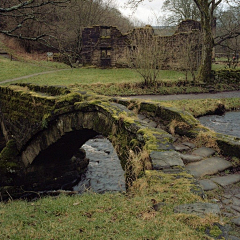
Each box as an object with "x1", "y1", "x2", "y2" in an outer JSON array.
[
  {"x1": 0, "y1": 57, "x2": 69, "y2": 81},
  {"x1": 1, "y1": 58, "x2": 239, "y2": 96},
  {"x1": 157, "y1": 98, "x2": 240, "y2": 117},
  {"x1": 0, "y1": 58, "x2": 188, "y2": 85},
  {"x1": 212, "y1": 62, "x2": 240, "y2": 70},
  {"x1": 0, "y1": 171, "x2": 220, "y2": 239}
]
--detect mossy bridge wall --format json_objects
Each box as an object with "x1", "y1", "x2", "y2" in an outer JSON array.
[
  {"x1": 0, "y1": 84, "x2": 239, "y2": 197},
  {"x1": 0, "y1": 84, "x2": 176, "y2": 194}
]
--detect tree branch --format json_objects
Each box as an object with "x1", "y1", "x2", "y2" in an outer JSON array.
[
  {"x1": 0, "y1": 0, "x2": 69, "y2": 13},
  {"x1": 214, "y1": 31, "x2": 240, "y2": 46}
]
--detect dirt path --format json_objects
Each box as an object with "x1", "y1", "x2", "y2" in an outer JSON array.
[
  {"x1": 0, "y1": 69, "x2": 69, "y2": 84},
  {"x1": 126, "y1": 91, "x2": 240, "y2": 101}
]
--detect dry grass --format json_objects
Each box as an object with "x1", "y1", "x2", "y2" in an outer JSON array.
[
  {"x1": 125, "y1": 149, "x2": 152, "y2": 189},
  {"x1": 168, "y1": 119, "x2": 191, "y2": 136},
  {"x1": 194, "y1": 131, "x2": 220, "y2": 152}
]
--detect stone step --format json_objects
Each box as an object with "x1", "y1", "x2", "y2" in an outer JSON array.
[
  {"x1": 199, "y1": 179, "x2": 218, "y2": 191},
  {"x1": 210, "y1": 174, "x2": 240, "y2": 187},
  {"x1": 199, "y1": 174, "x2": 240, "y2": 191},
  {"x1": 180, "y1": 153, "x2": 203, "y2": 163},
  {"x1": 191, "y1": 147, "x2": 215, "y2": 158},
  {"x1": 173, "y1": 143, "x2": 190, "y2": 152},
  {"x1": 182, "y1": 142, "x2": 196, "y2": 149},
  {"x1": 185, "y1": 157, "x2": 233, "y2": 178},
  {"x1": 174, "y1": 202, "x2": 221, "y2": 216},
  {"x1": 150, "y1": 151, "x2": 184, "y2": 170}
]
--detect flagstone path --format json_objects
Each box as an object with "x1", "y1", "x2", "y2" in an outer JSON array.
[{"x1": 138, "y1": 111, "x2": 240, "y2": 239}]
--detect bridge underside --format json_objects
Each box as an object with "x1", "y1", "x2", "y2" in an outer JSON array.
[
  {"x1": 34, "y1": 129, "x2": 97, "y2": 163},
  {"x1": 24, "y1": 129, "x2": 98, "y2": 191}
]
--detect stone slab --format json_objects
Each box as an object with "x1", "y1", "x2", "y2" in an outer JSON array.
[
  {"x1": 138, "y1": 114, "x2": 147, "y2": 121},
  {"x1": 223, "y1": 212, "x2": 234, "y2": 217},
  {"x1": 211, "y1": 174, "x2": 240, "y2": 187},
  {"x1": 199, "y1": 179, "x2": 218, "y2": 191},
  {"x1": 229, "y1": 236, "x2": 240, "y2": 240},
  {"x1": 173, "y1": 144, "x2": 189, "y2": 152},
  {"x1": 148, "y1": 120, "x2": 158, "y2": 128},
  {"x1": 182, "y1": 142, "x2": 196, "y2": 149},
  {"x1": 192, "y1": 147, "x2": 215, "y2": 158},
  {"x1": 222, "y1": 199, "x2": 232, "y2": 205},
  {"x1": 150, "y1": 151, "x2": 184, "y2": 170},
  {"x1": 180, "y1": 153, "x2": 203, "y2": 163},
  {"x1": 223, "y1": 194, "x2": 232, "y2": 199},
  {"x1": 174, "y1": 202, "x2": 221, "y2": 216},
  {"x1": 185, "y1": 157, "x2": 233, "y2": 178},
  {"x1": 231, "y1": 205, "x2": 240, "y2": 213},
  {"x1": 233, "y1": 197, "x2": 240, "y2": 206},
  {"x1": 235, "y1": 194, "x2": 240, "y2": 199},
  {"x1": 232, "y1": 217, "x2": 240, "y2": 226}
]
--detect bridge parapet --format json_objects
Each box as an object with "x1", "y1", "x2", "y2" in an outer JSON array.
[
  {"x1": 0, "y1": 84, "x2": 176, "y2": 195},
  {"x1": 1, "y1": 84, "x2": 239, "y2": 199}
]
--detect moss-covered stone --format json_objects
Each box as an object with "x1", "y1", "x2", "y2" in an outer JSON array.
[{"x1": 0, "y1": 83, "x2": 239, "y2": 197}]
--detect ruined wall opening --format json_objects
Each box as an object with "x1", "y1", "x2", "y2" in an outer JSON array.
[{"x1": 100, "y1": 47, "x2": 111, "y2": 67}]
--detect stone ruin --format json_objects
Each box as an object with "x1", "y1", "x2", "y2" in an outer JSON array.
[{"x1": 81, "y1": 20, "x2": 202, "y2": 70}]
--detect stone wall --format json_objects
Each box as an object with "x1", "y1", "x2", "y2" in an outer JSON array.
[
  {"x1": 81, "y1": 26, "x2": 129, "y2": 67},
  {"x1": 0, "y1": 84, "x2": 174, "y2": 195},
  {"x1": 81, "y1": 20, "x2": 202, "y2": 70}
]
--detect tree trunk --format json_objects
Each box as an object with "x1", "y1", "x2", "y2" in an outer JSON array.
[
  {"x1": 196, "y1": 3, "x2": 213, "y2": 83},
  {"x1": 197, "y1": 28, "x2": 213, "y2": 83}
]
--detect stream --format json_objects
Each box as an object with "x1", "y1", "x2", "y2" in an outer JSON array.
[
  {"x1": 73, "y1": 136, "x2": 126, "y2": 193},
  {"x1": 199, "y1": 111, "x2": 240, "y2": 138}
]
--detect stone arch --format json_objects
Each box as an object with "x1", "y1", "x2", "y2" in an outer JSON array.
[
  {"x1": 21, "y1": 105, "x2": 139, "y2": 170},
  {"x1": 20, "y1": 103, "x2": 143, "y2": 191}
]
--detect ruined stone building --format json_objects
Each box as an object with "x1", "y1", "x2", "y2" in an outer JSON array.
[{"x1": 81, "y1": 20, "x2": 202, "y2": 70}]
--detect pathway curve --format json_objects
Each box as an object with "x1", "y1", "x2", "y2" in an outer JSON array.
[
  {"x1": 0, "y1": 69, "x2": 69, "y2": 84},
  {"x1": 126, "y1": 90, "x2": 240, "y2": 101}
]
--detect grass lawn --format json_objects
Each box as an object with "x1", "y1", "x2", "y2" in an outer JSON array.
[
  {"x1": 0, "y1": 57, "x2": 189, "y2": 85},
  {"x1": 1, "y1": 58, "x2": 239, "y2": 96},
  {"x1": 0, "y1": 171, "x2": 221, "y2": 239},
  {"x1": 0, "y1": 57, "x2": 69, "y2": 81}
]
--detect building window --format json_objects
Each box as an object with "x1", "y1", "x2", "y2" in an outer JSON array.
[
  {"x1": 101, "y1": 28, "x2": 111, "y2": 37},
  {"x1": 101, "y1": 48, "x2": 111, "y2": 58}
]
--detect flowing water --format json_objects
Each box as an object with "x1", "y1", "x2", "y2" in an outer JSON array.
[
  {"x1": 199, "y1": 111, "x2": 240, "y2": 138},
  {"x1": 73, "y1": 137, "x2": 126, "y2": 193}
]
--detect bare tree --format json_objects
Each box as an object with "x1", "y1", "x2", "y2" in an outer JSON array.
[
  {"x1": 1, "y1": 0, "x2": 134, "y2": 67},
  {"x1": 216, "y1": 5, "x2": 240, "y2": 54},
  {"x1": 49, "y1": 0, "x2": 133, "y2": 66},
  {"x1": 162, "y1": 0, "x2": 200, "y2": 25},
  {"x1": 127, "y1": 26, "x2": 165, "y2": 86},
  {"x1": 0, "y1": 0, "x2": 69, "y2": 41},
  {"x1": 128, "y1": 0, "x2": 240, "y2": 83}
]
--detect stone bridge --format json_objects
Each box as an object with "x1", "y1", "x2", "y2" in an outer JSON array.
[{"x1": 0, "y1": 84, "x2": 239, "y2": 197}]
